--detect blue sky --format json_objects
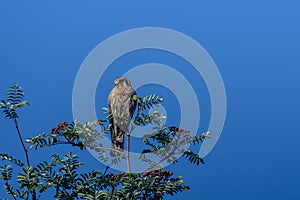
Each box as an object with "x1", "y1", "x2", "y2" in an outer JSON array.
[{"x1": 0, "y1": 1, "x2": 300, "y2": 199}]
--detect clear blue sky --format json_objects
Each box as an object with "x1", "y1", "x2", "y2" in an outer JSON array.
[{"x1": 0, "y1": 1, "x2": 300, "y2": 199}]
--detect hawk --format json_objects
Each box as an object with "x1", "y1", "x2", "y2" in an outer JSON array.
[{"x1": 108, "y1": 76, "x2": 137, "y2": 157}]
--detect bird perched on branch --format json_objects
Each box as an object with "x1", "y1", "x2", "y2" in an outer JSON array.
[{"x1": 108, "y1": 76, "x2": 137, "y2": 157}]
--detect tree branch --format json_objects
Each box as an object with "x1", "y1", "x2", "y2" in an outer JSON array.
[
  {"x1": 126, "y1": 133, "x2": 131, "y2": 173},
  {"x1": 13, "y1": 118, "x2": 30, "y2": 166},
  {"x1": 12, "y1": 118, "x2": 37, "y2": 200}
]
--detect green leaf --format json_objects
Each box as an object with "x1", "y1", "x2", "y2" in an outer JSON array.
[
  {"x1": 0, "y1": 165, "x2": 13, "y2": 181},
  {"x1": 0, "y1": 153, "x2": 25, "y2": 167}
]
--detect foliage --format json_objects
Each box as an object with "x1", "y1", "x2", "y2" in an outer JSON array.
[
  {"x1": 140, "y1": 125, "x2": 210, "y2": 170},
  {"x1": 0, "y1": 154, "x2": 25, "y2": 167},
  {"x1": 0, "y1": 85, "x2": 209, "y2": 199},
  {"x1": 0, "y1": 85, "x2": 29, "y2": 119},
  {"x1": 24, "y1": 120, "x2": 107, "y2": 151}
]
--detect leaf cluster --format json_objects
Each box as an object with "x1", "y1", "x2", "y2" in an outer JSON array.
[
  {"x1": 141, "y1": 126, "x2": 210, "y2": 169},
  {"x1": 25, "y1": 120, "x2": 108, "y2": 151},
  {"x1": 0, "y1": 153, "x2": 189, "y2": 200},
  {"x1": 0, "y1": 85, "x2": 210, "y2": 199},
  {"x1": 0, "y1": 85, "x2": 29, "y2": 119}
]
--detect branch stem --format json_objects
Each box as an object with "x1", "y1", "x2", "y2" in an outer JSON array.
[
  {"x1": 13, "y1": 118, "x2": 30, "y2": 166},
  {"x1": 126, "y1": 133, "x2": 131, "y2": 173},
  {"x1": 92, "y1": 146, "x2": 127, "y2": 155},
  {"x1": 12, "y1": 118, "x2": 37, "y2": 200}
]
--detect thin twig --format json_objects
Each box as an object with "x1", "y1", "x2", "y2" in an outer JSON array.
[
  {"x1": 103, "y1": 165, "x2": 110, "y2": 175},
  {"x1": 93, "y1": 147, "x2": 127, "y2": 155},
  {"x1": 13, "y1": 118, "x2": 30, "y2": 166},
  {"x1": 126, "y1": 123, "x2": 137, "y2": 173},
  {"x1": 109, "y1": 186, "x2": 115, "y2": 200},
  {"x1": 126, "y1": 133, "x2": 131, "y2": 173},
  {"x1": 12, "y1": 118, "x2": 37, "y2": 200}
]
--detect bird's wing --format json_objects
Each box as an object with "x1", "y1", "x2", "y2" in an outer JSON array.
[
  {"x1": 129, "y1": 89, "x2": 137, "y2": 119},
  {"x1": 108, "y1": 87, "x2": 119, "y2": 146}
]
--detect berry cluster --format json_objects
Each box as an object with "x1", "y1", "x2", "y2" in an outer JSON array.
[
  {"x1": 169, "y1": 126, "x2": 190, "y2": 137},
  {"x1": 143, "y1": 169, "x2": 173, "y2": 180},
  {"x1": 51, "y1": 121, "x2": 68, "y2": 134}
]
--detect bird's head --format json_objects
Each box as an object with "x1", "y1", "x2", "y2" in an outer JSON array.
[{"x1": 114, "y1": 76, "x2": 131, "y2": 87}]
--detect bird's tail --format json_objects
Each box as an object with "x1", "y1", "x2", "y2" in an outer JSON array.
[{"x1": 110, "y1": 126, "x2": 125, "y2": 157}]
